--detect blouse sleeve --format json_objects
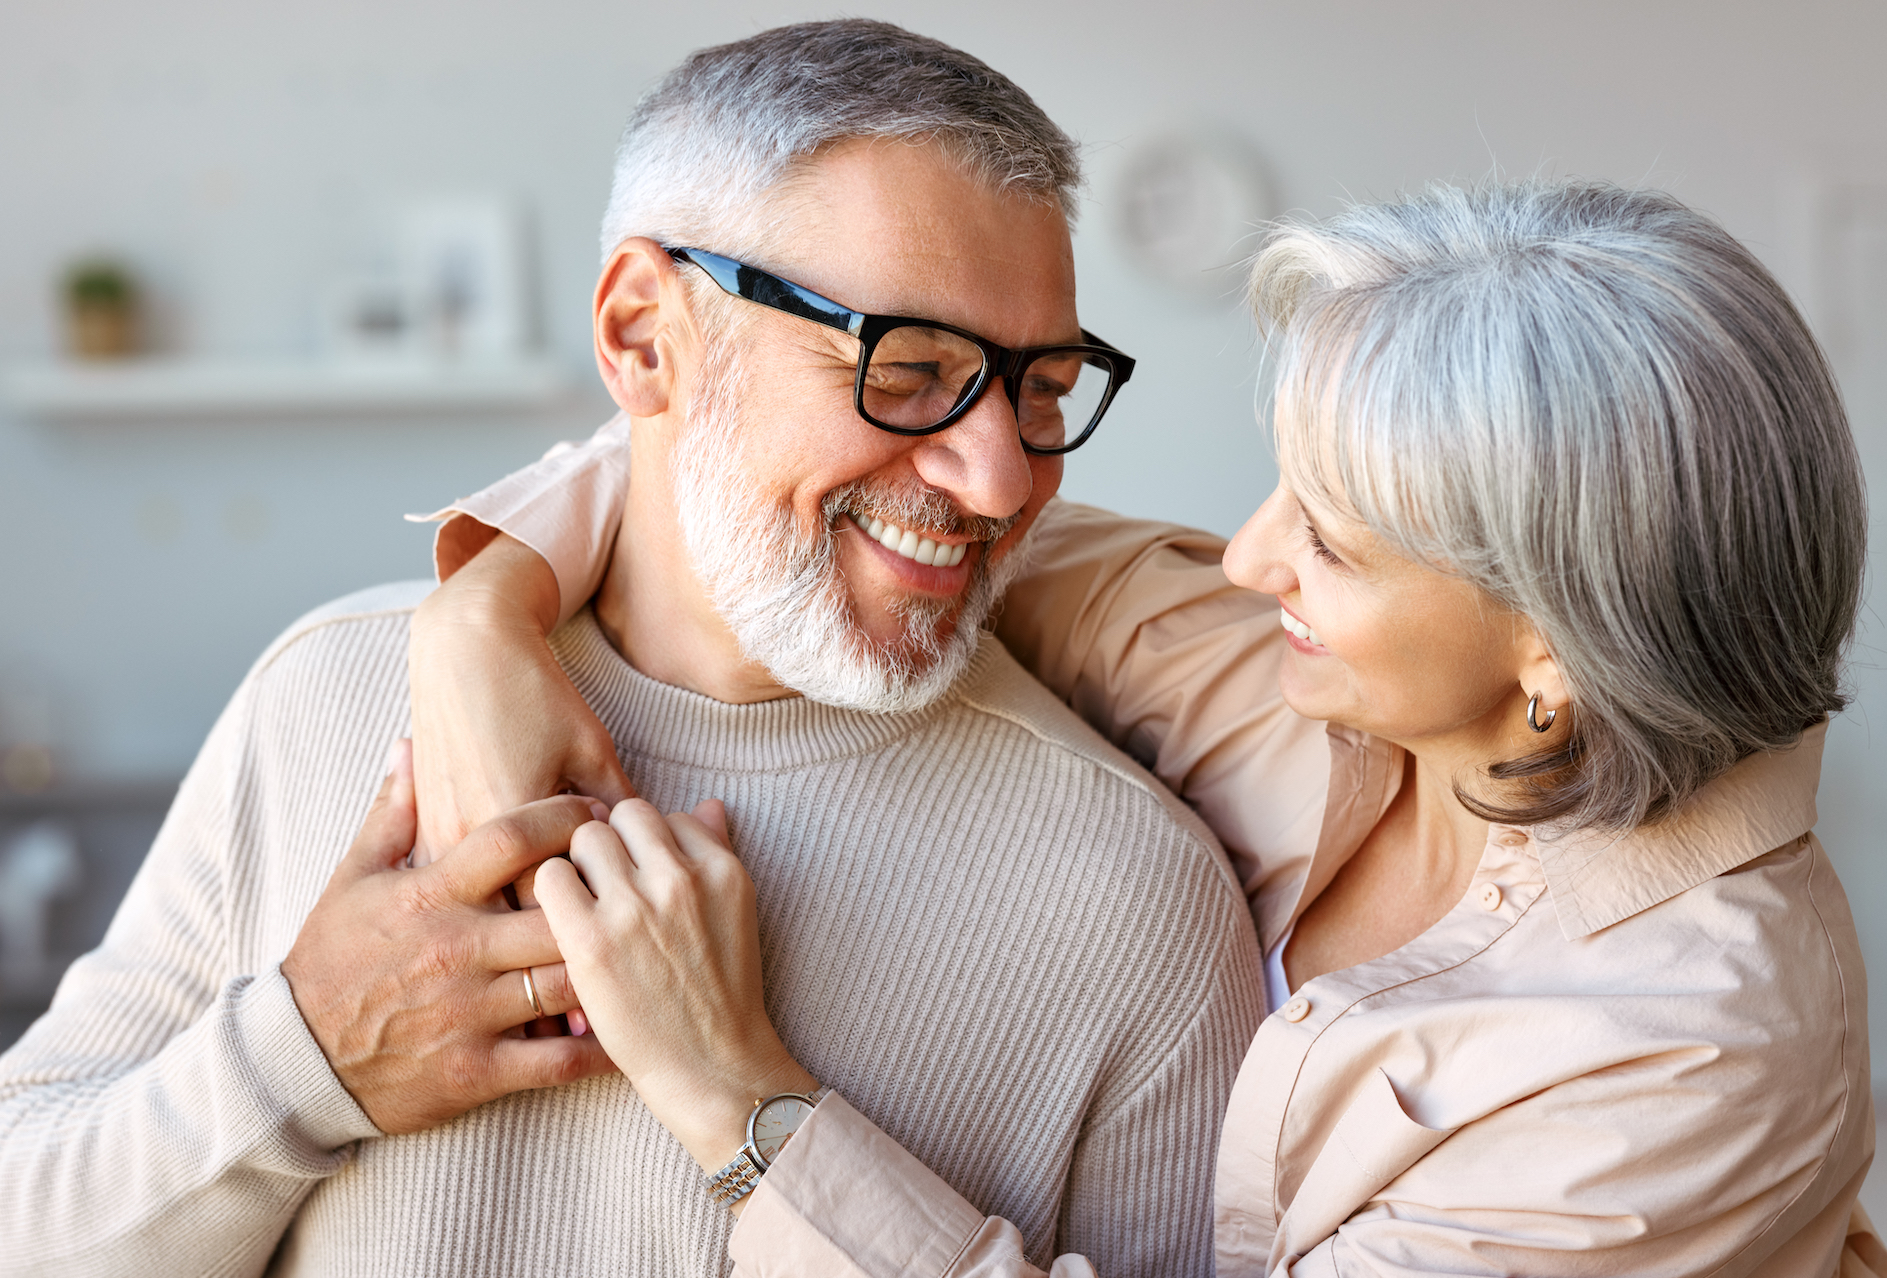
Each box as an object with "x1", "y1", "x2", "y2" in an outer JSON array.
[
  {"x1": 729, "y1": 1094, "x2": 1095, "y2": 1278},
  {"x1": 410, "y1": 413, "x2": 632, "y2": 626},
  {"x1": 993, "y1": 500, "x2": 1330, "y2": 944}
]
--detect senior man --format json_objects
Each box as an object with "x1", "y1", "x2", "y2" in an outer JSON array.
[{"x1": 0, "y1": 21, "x2": 1261, "y2": 1278}]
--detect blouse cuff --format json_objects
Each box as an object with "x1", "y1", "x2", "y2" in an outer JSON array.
[
  {"x1": 406, "y1": 412, "x2": 632, "y2": 626},
  {"x1": 729, "y1": 1092, "x2": 984, "y2": 1277}
]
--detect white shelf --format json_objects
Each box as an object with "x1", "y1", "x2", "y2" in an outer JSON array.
[{"x1": 0, "y1": 356, "x2": 579, "y2": 421}]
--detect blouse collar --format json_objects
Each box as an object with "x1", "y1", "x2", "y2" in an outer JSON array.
[{"x1": 1280, "y1": 721, "x2": 1826, "y2": 943}]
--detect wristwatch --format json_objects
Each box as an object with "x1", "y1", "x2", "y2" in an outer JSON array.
[{"x1": 705, "y1": 1087, "x2": 829, "y2": 1207}]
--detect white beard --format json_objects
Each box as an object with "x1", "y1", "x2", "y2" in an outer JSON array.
[{"x1": 670, "y1": 340, "x2": 1030, "y2": 714}]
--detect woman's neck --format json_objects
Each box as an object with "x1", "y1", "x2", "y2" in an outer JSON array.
[{"x1": 1282, "y1": 742, "x2": 1494, "y2": 991}]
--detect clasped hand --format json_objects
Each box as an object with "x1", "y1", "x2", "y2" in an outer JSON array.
[
  {"x1": 536, "y1": 799, "x2": 816, "y2": 1175},
  {"x1": 282, "y1": 742, "x2": 617, "y2": 1134}
]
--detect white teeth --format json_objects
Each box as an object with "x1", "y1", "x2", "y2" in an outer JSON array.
[
  {"x1": 857, "y1": 514, "x2": 969, "y2": 568},
  {"x1": 1279, "y1": 610, "x2": 1324, "y2": 648}
]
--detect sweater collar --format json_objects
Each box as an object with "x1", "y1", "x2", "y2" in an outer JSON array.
[{"x1": 549, "y1": 607, "x2": 1003, "y2": 772}]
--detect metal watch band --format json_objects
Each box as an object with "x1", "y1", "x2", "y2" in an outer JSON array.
[
  {"x1": 702, "y1": 1086, "x2": 831, "y2": 1206},
  {"x1": 705, "y1": 1148, "x2": 765, "y2": 1206}
]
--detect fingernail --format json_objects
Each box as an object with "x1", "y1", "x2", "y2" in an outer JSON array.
[
  {"x1": 384, "y1": 739, "x2": 403, "y2": 773},
  {"x1": 588, "y1": 801, "x2": 610, "y2": 822},
  {"x1": 568, "y1": 1008, "x2": 589, "y2": 1036}
]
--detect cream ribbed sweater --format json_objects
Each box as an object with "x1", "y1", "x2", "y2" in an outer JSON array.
[{"x1": 0, "y1": 584, "x2": 1262, "y2": 1278}]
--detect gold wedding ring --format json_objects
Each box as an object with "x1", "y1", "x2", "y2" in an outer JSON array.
[{"x1": 521, "y1": 966, "x2": 545, "y2": 1019}]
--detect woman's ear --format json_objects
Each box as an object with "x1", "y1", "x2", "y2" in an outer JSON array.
[
  {"x1": 594, "y1": 238, "x2": 689, "y2": 417},
  {"x1": 1514, "y1": 622, "x2": 1570, "y2": 714}
]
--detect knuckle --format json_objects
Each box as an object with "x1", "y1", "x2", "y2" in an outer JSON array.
[
  {"x1": 537, "y1": 965, "x2": 575, "y2": 1006},
  {"x1": 415, "y1": 931, "x2": 475, "y2": 982},
  {"x1": 617, "y1": 797, "x2": 659, "y2": 824},
  {"x1": 536, "y1": 1041, "x2": 590, "y2": 1088},
  {"x1": 569, "y1": 823, "x2": 613, "y2": 856},
  {"x1": 483, "y1": 816, "x2": 531, "y2": 865},
  {"x1": 441, "y1": 1046, "x2": 486, "y2": 1097}
]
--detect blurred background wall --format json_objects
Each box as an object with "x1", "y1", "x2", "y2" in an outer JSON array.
[{"x1": 1, "y1": 0, "x2": 1882, "y2": 1084}]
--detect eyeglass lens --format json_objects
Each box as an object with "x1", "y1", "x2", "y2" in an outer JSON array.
[{"x1": 863, "y1": 326, "x2": 1113, "y2": 451}]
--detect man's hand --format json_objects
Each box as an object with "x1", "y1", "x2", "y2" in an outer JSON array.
[
  {"x1": 282, "y1": 741, "x2": 617, "y2": 1135},
  {"x1": 409, "y1": 532, "x2": 634, "y2": 862}
]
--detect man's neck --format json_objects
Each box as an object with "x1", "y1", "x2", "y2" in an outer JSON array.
[{"x1": 591, "y1": 432, "x2": 796, "y2": 705}]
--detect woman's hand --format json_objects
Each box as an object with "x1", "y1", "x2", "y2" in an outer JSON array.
[
  {"x1": 535, "y1": 799, "x2": 817, "y2": 1182},
  {"x1": 408, "y1": 533, "x2": 635, "y2": 864}
]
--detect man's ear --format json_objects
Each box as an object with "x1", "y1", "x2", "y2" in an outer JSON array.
[
  {"x1": 594, "y1": 238, "x2": 690, "y2": 417},
  {"x1": 1514, "y1": 621, "x2": 1570, "y2": 715}
]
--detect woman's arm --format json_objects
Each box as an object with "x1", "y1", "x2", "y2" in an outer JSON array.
[
  {"x1": 408, "y1": 416, "x2": 637, "y2": 858},
  {"x1": 535, "y1": 798, "x2": 1096, "y2": 1278},
  {"x1": 412, "y1": 421, "x2": 1324, "y2": 930},
  {"x1": 409, "y1": 535, "x2": 633, "y2": 860}
]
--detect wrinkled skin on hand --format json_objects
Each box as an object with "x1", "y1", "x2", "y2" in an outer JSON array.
[{"x1": 281, "y1": 741, "x2": 618, "y2": 1134}]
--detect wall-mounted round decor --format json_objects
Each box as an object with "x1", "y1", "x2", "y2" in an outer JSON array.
[{"x1": 1114, "y1": 130, "x2": 1277, "y2": 299}]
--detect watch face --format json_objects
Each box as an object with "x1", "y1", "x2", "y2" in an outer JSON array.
[{"x1": 750, "y1": 1095, "x2": 815, "y2": 1163}]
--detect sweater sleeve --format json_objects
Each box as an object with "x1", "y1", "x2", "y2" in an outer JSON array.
[{"x1": 0, "y1": 683, "x2": 379, "y2": 1278}]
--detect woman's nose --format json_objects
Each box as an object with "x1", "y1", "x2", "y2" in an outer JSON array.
[{"x1": 1224, "y1": 485, "x2": 1297, "y2": 595}]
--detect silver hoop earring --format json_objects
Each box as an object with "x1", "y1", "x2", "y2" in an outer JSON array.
[{"x1": 1526, "y1": 692, "x2": 1558, "y2": 734}]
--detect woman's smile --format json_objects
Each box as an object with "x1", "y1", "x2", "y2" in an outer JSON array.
[{"x1": 1278, "y1": 606, "x2": 1328, "y2": 653}]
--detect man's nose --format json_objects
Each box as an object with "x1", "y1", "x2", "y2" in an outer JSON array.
[{"x1": 907, "y1": 379, "x2": 1033, "y2": 519}]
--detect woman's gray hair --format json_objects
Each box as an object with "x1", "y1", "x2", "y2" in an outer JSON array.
[
  {"x1": 1252, "y1": 180, "x2": 1867, "y2": 832},
  {"x1": 598, "y1": 19, "x2": 1081, "y2": 263}
]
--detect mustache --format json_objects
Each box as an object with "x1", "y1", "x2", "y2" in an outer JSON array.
[{"x1": 820, "y1": 480, "x2": 1019, "y2": 545}]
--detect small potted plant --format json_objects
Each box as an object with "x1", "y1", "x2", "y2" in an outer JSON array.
[{"x1": 64, "y1": 259, "x2": 140, "y2": 360}]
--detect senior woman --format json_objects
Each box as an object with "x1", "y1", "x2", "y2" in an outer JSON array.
[{"x1": 406, "y1": 180, "x2": 1876, "y2": 1275}]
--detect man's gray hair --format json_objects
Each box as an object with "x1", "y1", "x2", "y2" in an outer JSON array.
[
  {"x1": 1251, "y1": 179, "x2": 1866, "y2": 832},
  {"x1": 599, "y1": 19, "x2": 1081, "y2": 263}
]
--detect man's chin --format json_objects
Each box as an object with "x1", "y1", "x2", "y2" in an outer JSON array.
[{"x1": 767, "y1": 599, "x2": 982, "y2": 715}]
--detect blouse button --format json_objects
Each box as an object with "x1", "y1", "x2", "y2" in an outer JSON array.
[
  {"x1": 1281, "y1": 996, "x2": 1312, "y2": 1022},
  {"x1": 1479, "y1": 883, "x2": 1504, "y2": 911}
]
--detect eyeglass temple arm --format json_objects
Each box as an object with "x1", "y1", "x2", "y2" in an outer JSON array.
[{"x1": 665, "y1": 247, "x2": 865, "y2": 338}]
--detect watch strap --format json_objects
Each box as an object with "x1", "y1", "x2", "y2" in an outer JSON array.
[
  {"x1": 702, "y1": 1086, "x2": 830, "y2": 1207},
  {"x1": 706, "y1": 1147, "x2": 766, "y2": 1205}
]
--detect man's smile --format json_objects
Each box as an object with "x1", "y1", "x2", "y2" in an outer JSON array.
[
  {"x1": 843, "y1": 513, "x2": 980, "y2": 594},
  {"x1": 854, "y1": 512, "x2": 969, "y2": 567}
]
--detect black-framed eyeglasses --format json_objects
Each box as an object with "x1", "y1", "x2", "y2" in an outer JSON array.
[{"x1": 666, "y1": 246, "x2": 1134, "y2": 456}]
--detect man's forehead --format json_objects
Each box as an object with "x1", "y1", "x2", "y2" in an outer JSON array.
[{"x1": 762, "y1": 138, "x2": 1079, "y2": 342}]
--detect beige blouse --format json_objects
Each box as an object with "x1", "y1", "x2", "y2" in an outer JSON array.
[{"x1": 428, "y1": 422, "x2": 1883, "y2": 1277}]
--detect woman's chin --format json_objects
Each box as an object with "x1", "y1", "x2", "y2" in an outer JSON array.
[{"x1": 1276, "y1": 671, "x2": 1340, "y2": 726}]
